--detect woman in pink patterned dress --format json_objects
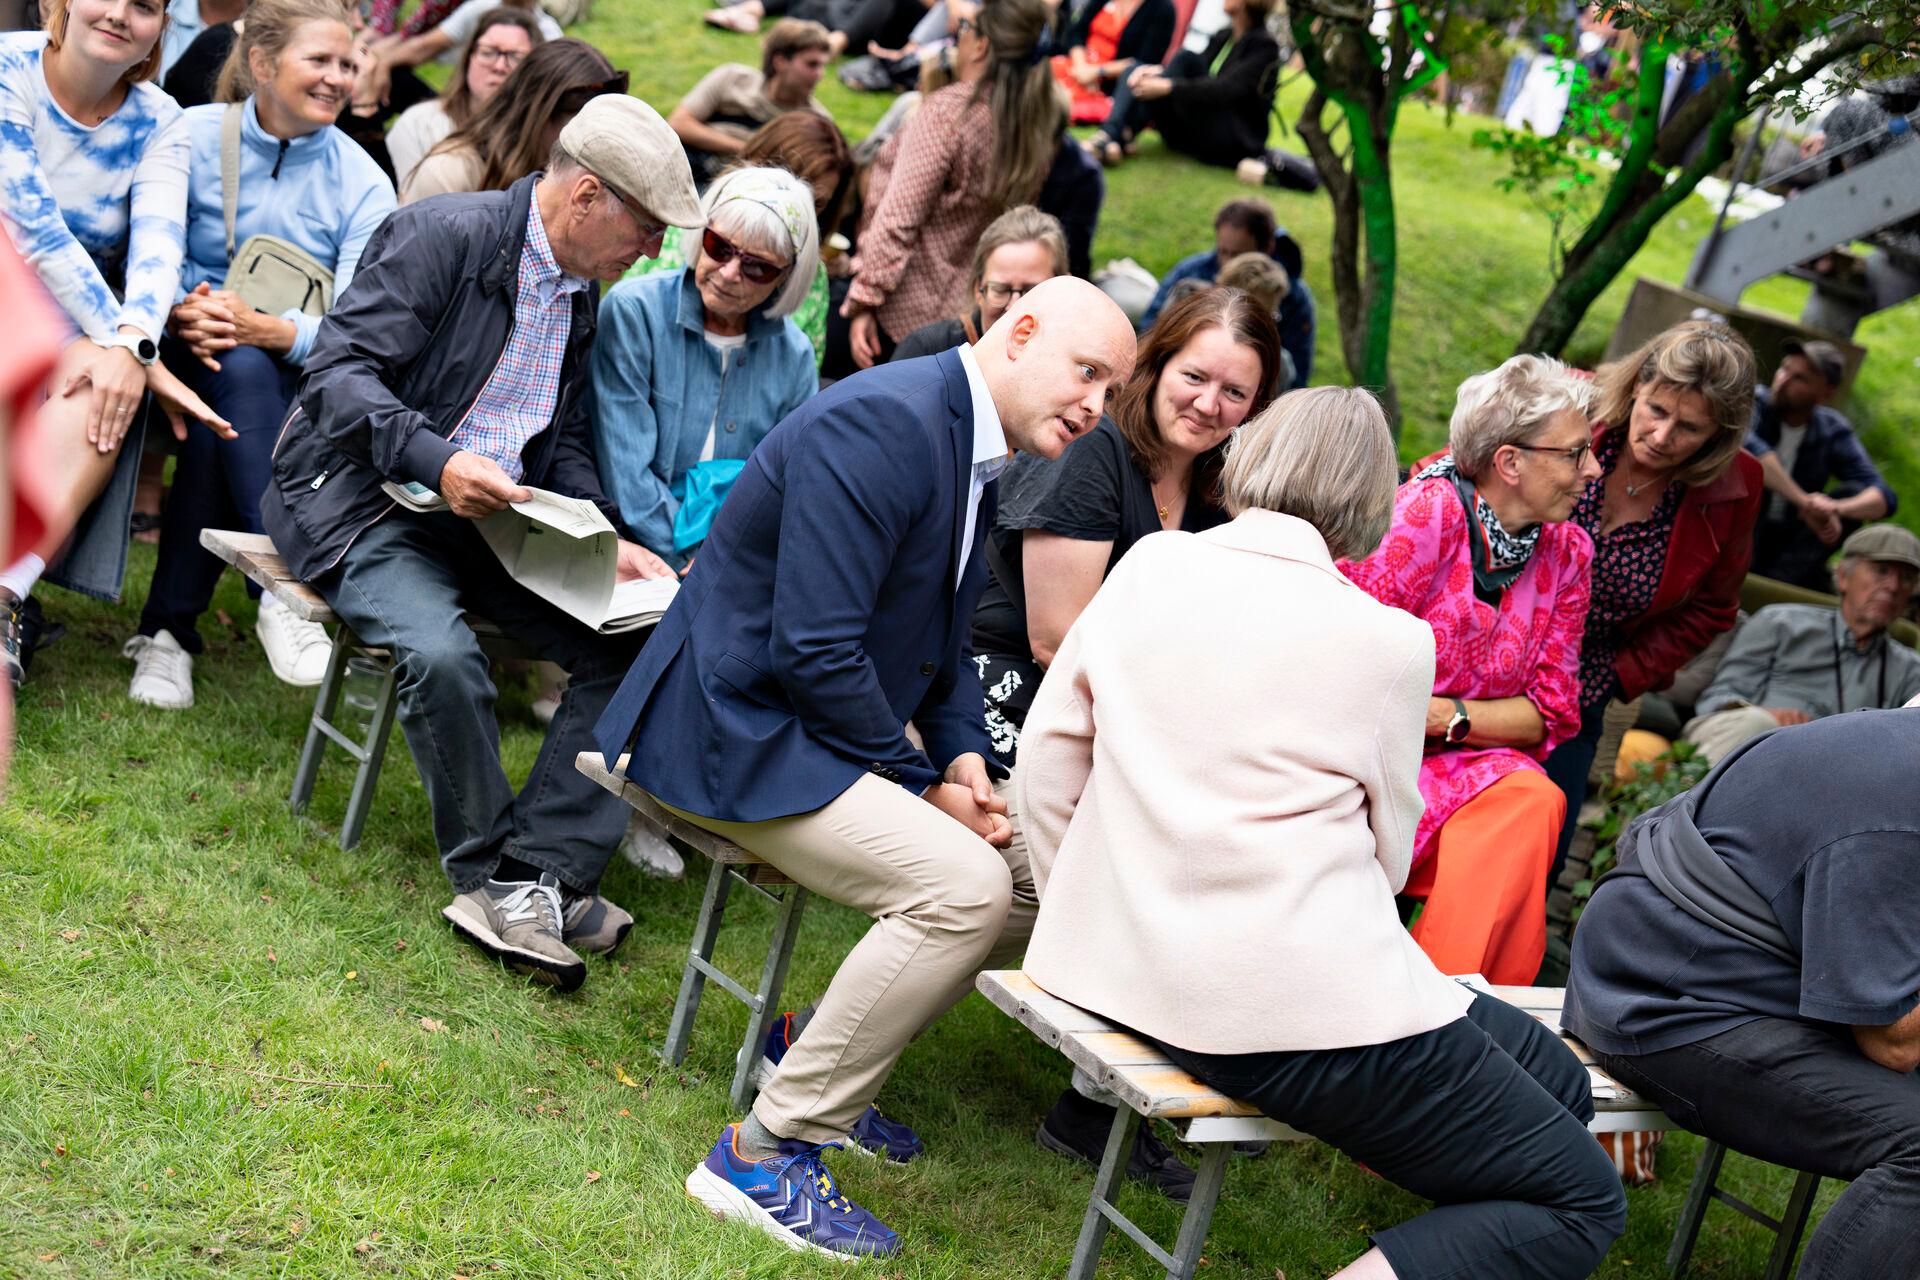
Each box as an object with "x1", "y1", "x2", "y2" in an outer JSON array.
[{"x1": 1341, "y1": 355, "x2": 1602, "y2": 983}]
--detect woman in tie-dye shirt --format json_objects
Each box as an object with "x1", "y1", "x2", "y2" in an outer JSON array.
[{"x1": 0, "y1": 0, "x2": 227, "y2": 669}]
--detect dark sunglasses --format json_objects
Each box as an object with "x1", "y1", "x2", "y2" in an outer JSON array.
[
  {"x1": 702, "y1": 228, "x2": 786, "y2": 285},
  {"x1": 554, "y1": 71, "x2": 631, "y2": 116}
]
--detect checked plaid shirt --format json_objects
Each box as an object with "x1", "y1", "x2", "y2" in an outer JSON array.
[{"x1": 449, "y1": 189, "x2": 591, "y2": 481}]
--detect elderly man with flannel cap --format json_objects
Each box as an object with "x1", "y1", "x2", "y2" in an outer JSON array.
[
  {"x1": 1682, "y1": 522, "x2": 1920, "y2": 762},
  {"x1": 262, "y1": 95, "x2": 704, "y2": 994}
]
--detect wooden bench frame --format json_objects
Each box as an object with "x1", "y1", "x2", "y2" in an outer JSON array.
[
  {"x1": 576, "y1": 752, "x2": 808, "y2": 1112},
  {"x1": 978, "y1": 972, "x2": 1676, "y2": 1280},
  {"x1": 200, "y1": 529, "x2": 528, "y2": 850}
]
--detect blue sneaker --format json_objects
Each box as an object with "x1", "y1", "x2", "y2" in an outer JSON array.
[
  {"x1": 684, "y1": 1124, "x2": 902, "y2": 1261},
  {"x1": 760, "y1": 1013, "x2": 925, "y2": 1163}
]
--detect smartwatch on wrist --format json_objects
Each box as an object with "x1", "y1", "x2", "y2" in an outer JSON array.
[
  {"x1": 106, "y1": 331, "x2": 158, "y2": 365},
  {"x1": 1444, "y1": 697, "x2": 1471, "y2": 745}
]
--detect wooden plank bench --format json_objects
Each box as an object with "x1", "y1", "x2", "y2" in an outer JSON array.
[
  {"x1": 200, "y1": 529, "x2": 528, "y2": 851},
  {"x1": 576, "y1": 751, "x2": 808, "y2": 1112},
  {"x1": 977, "y1": 971, "x2": 1676, "y2": 1280}
]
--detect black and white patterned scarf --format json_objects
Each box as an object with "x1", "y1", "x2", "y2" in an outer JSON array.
[{"x1": 1414, "y1": 454, "x2": 1541, "y2": 598}]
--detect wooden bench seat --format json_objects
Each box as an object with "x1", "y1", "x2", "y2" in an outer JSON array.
[{"x1": 576, "y1": 751, "x2": 808, "y2": 1110}]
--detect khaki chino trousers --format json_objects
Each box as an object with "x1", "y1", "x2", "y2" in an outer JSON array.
[{"x1": 664, "y1": 773, "x2": 1035, "y2": 1144}]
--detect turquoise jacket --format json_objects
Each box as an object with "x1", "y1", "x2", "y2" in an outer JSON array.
[{"x1": 590, "y1": 269, "x2": 815, "y2": 562}]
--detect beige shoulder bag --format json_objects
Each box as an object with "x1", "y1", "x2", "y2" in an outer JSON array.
[{"x1": 221, "y1": 104, "x2": 335, "y2": 317}]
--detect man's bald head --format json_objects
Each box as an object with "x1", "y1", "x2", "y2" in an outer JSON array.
[{"x1": 974, "y1": 276, "x2": 1137, "y2": 459}]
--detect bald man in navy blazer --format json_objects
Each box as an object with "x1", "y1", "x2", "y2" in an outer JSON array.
[{"x1": 595, "y1": 278, "x2": 1135, "y2": 1259}]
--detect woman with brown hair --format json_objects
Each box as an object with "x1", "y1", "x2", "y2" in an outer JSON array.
[
  {"x1": 384, "y1": 7, "x2": 545, "y2": 188},
  {"x1": 842, "y1": 0, "x2": 1065, "y2": 367},
  {"x1": 970, "y1": 287, "x2": 1282, "y2": 1197},
  {"x1": 1543, "y1": 319, "x2": 1763, "y2": 881},
  {"x1": 398, "y1": 37, "x2": 623, "y2": 203}
]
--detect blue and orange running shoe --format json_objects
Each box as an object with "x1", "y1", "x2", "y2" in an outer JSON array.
[
  {"x1": 761, "y1": 1013, "x2": 925, "y2": 1163},
  {"x1": 684, "y1": 1124, "x2": 902, "y2": 1261}
]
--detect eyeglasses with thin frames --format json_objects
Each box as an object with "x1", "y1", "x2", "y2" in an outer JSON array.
[
  {"x1": 1509, "y1": 441, "x2": 1593, "y2": 468},
  {"x1": 601, "y1": 181, "x2": 665, "y2": 243},
  {"x1": 978, "y1": 281, "x2": 1032, "y2": 305}
]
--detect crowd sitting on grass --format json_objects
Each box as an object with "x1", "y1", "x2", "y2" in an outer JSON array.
[{"x1": 3, "y1": 0, "x2": 1918, "y2": 1273}]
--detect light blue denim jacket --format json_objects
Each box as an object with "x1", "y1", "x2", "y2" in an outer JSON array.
[{"x1": 589, "y1": 269, "x2": 815, "y2": 562}]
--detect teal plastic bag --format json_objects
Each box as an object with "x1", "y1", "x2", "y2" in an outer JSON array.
[{"x1": 672, "y1": 458, "x2": 748, "y2": 554}]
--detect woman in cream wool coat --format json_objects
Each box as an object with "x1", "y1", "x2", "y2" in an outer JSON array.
[{"x1": 1015, "y1": 386, "x2": 1626, "y2": 1280}]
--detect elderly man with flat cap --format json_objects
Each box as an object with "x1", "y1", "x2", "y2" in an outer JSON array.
[{"x1": 262, "y1": 95, "x2": 704, "y2": 994}]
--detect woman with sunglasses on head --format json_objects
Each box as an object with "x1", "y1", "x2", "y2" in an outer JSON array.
[
  {"x1": 0, "y1": 0, "x2": 231, "y2": 687},
  {"x1": 399, "y1": 37, "x2": 620, "y2": 203},
  {"x1": 385, "y1": 7, "x2": 544, "y2": 190},
  {"x1": 888, "y1": 204, "x2": 1065, "y2": 361},
  {"x1": 1340, "y1": 355, "x2": 1602, "y2": 987},
  {"x1": 842, "y1": 0, "x2": 1064, "y2": 368},
  {"x1": 589, "y1": 166, "x2": 818, "y2": 572}
]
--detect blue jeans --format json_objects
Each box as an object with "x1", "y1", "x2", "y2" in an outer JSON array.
[
  {"x1": 1159, "y1": 992, "x2": 1627, "y2": 1278},
  {"x1": 316, "y1": 510, "x2": 646, "y2": 894},
  {"x1": 138, "y1": 345, "x2": 299, "y2": 651},
  {"x1": 1543, "y1": 697, "x2": 1608, "y2": 894}
]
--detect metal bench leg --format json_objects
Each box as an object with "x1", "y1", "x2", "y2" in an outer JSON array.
[
  {"x1": 1763, "y1": 1170, "x2": 1821, "y2": 1280},
  {"x1": 1164, "y1": 1143, "x2": 1231, "y2": 1280},
  {"x1": 729, "y1": 883, "x2": 809, "y2": 1113},
  {"x1": 663, "y1": 855, "x2": 733, "y2": 1068},
  {"x1": 339, "y1": 651, "x2": 400, "y2": 852},
  {"x1": 291, "y1": 627, "x2": 353, "y2": 816},
  {"x1": 1067, "y1": 1107, "x2": 1140, "y2": 1280},
  {"x1": 1668, "y1": 1139, "x2": 1729, "y2": 1277}
]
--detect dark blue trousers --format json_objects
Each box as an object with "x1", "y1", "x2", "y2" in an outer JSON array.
[
  {"x1": 1159, "y1": 993, "x2": 1627, "y2": 1279},
  {"x1": 138, "y1": 345, "x2": 299, "y2": 652}
]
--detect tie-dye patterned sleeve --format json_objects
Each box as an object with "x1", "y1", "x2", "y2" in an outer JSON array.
[
  {"x1": 115, "y1": 103, "x2": 188, "y2": 343},
  {"x1": 0, "y1": 41, "x2": 121, "y2": 342}
]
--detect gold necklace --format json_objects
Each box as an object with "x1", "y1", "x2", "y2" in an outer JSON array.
[{"x1": 1153, "y1": 476, "x2": 1186, "y2": 520}]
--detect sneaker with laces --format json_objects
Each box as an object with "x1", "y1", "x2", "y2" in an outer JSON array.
[
  {"x1": 759, "y1": 1012, "x2": 924, "y2": 1163},
  {"x1": 124, "y1": 629, "x2": 195, "y2": 709},
  {"x1": 685, "y1": 1124, "x2": 902, "y2": 1260},
  {"x1": 1036, "y1": 1089, "x2": 1197, "y2": 1202},
  {"x1": 442, "y1": 873, "x2": 586, "y2": 991},
  {"x1": 255, "y1": 593, "x2": 332, "y2": 687},
  {"x1": 620, "y1": 813, "x2": 685, "y2": 879},
  {"x1": 559, "y1": 888, "x2": 633, "y2": 955}
]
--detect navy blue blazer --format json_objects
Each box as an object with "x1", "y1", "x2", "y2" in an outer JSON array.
[{"x1": 593, "y1": 350, "x2": 1000, "y2": 821}]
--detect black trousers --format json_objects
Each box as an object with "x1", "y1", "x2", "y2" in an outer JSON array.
[
  {"x1": 1595, "y1": 1016, "x2": 1920, "y2": 1279},
  {"x1": 1159, "y1": 993, "x2": 1627, "y2": 1279}
]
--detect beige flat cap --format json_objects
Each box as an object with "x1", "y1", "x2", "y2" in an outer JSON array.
[{"x1": 557, "y1": 94, "x2": 704, "y2": 229}]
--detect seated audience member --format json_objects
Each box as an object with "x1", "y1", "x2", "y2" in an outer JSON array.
[
  {"x1": 360, "y1": 0, "x2": 558, "y2": 117},
  {"x1": 161, "y1": 0, "x2": 245, "y2": 78},
  {"x1": 591, "y1": 166, "x2": 817, "y2": 568},
  {"x1": 1215, "y1": 250, "x2": 1293, "y2": 389},
  {"x1": 125, "y1": 0, "x2": 396, "y2": 709},
  {"x1": 843, "y1": 0, "x2": 1063, "y2": 368},
  {"x1": 261, "y1": 96, "x2": 703, "y2": 992},
  {"x1": 593, "y1": 279, "x2": 1137, "y2": 1260},
  {"x1": 1, "y1": 0, "x2": 231, "y2": 687},
  {"x1": 1566, "y1": 706, "x2": 1920, "y2": 1279},
  {"x1": 667, "y1": 19, "x2": 832, "y2": 186},
  {"x1": 385, "y1": 7, "x2": 543, "y2": 189},
  {"x1": 626, "y1": 111, "x2": 852, "y2": 370},
  {"x1": 1049, "y1": 0, "x2": 1174, "y2": 125},
  {"x1": 890, "y1": 204, "x2": 1066, "y2": 360},
  {"x1": 1680, "y1": 523, "x2": 1920, "y2": 762},
  {"x1": 399, "y1": 38, "x2": 620, "y2": 204},
  {"x1": 702, "y1": 0, "x2": 919, "y2": 59},
  {"x1": 1140, "y1": 198, "x2": 1315, "y2": 390},
  {"x1": 1745, "y1": 338, "x2": 1897, "y2": 591},
  {"x1": 975, "y1": 287, "x2": 1280, "y2": 1196},
  {"x1": 1541, "y1": 320, "x2": 1761, "y2": 881},
  {"x1": 1342, "y1": 356, "x2": 1600, "y2": 985},
  {"x1": 1018, "y1": 385, "x2": 1627, "y2": 1280},
  {"x1": 1086, "y1": 0, "x2": 1279, "y2": 170}
]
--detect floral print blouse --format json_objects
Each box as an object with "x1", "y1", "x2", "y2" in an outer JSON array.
[{"x1": 1567, "y1": 431, "x2": 1683, "y2": 712}]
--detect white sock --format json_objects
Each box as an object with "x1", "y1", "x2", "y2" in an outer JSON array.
[{"x1": 0, "y1": 554, "x2": 45, "y2": 602}]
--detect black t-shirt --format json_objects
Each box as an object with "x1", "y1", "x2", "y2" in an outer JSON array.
[
  {"x1": 162, "y1": 22, "x2": 236, "y2": 109},
  {"x1": 971, "y1": 418, "x2": 1227, "y2": 660},
  {"x1": 1566, "y1": 707, "x2": 1920, "y2": 1055}
]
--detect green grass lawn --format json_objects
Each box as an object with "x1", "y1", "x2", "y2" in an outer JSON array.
[{"x1": 4, "y1": 2, "x2": 1911, "y2": 1276}]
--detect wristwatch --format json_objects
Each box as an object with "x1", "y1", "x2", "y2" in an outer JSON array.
[
  {"x1": 1444, "y1": 697, "x2": 1471, "y2": 745},
  {"x1": 106, "y1": 331, "x2": 158, "y2": 365}
]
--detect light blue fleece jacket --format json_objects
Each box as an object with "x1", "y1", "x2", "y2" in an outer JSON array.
[{"x1": 178, "y1": 98, "x2": 395, "y2": 364}]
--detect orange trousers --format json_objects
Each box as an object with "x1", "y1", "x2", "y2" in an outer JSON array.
[{"x1": 1404, "y1": 769, "x2": 1564, "y2": 985}]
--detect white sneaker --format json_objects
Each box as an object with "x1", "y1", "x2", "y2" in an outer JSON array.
[
  {"x1": 620, "y1": 812, "x2": 685, "y2": 879},
  {"x1": 124, "y1": 629, "x2": 194, "y2": 709},
  {"x1": 256, "y1": 594, "x2": 332, "y2": 687}
]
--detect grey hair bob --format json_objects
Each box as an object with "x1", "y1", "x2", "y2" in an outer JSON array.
[{"x1": 1221, "y1": 386, "x2": 1399, "y2": 562}]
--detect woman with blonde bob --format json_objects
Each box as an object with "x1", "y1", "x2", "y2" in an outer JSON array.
[
  {"x1": 1018, "y1": 385, "x2": 1626, "y2": 1280},
  {"x1": 1342, "y1": 354, "x2": 1602, "y2": 986}
]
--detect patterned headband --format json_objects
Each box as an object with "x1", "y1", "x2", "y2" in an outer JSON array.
[{"x1": 713, "y1": 173, "x2": 808, "y2": 261}]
